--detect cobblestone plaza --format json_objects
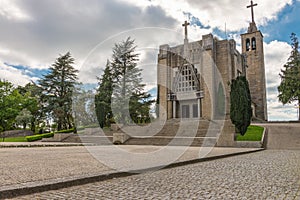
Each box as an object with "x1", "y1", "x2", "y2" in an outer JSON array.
[{"x1": 12, "y1": 150, "x2": 300, "y2": 200}]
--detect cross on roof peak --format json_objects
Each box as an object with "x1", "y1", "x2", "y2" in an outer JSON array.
[
  {"x1": 182, "y1": 20, "x2": 190, "y2": 40},
  {"x1": 247, "y1": 0, "x2": 258, "y2": 23}
]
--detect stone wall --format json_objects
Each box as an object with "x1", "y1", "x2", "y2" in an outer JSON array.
[{"x1": 241, "y1": 30, "x2": 267, "y2": 121}]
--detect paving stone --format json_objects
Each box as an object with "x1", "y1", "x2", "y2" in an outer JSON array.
[{"x1": 9, "y1": 150, "x2": 300, "y2": 199}]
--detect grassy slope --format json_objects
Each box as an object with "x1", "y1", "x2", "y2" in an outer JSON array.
[
  {"x1": 236, "y1": 125, "x2": 264, "y2": 141},
  {"x1": 1, "y1": 126, "x2": 264, "y2": 142},
  {"x1": 0, "y1": 137, "x2": 27, "y2": 142}
]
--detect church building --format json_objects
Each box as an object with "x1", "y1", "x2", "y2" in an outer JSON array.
[{"x1": 157, "y1": 1, "x2": 267, "y2": 123}]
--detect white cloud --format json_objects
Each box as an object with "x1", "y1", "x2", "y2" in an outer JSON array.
[
  {"x1": 0, "y1": 0, "x2": 297, "y2": 120},
  {"x1": 0, "y1": 0, "x2": 31, "y2": 21},
  {"x1": 120, "y1": 0, "x2": 292, "y2": 32},
  {"x1": 264, "y1": 40, "x2": 298, "y2": 121},
  {"x1": 0, "y1": 61, "x2": 32, "y2": 86},
  {"x1": 265, "y1": 40, "x2": 290, "y2": 87},
  {"x1": 78, "y1": 27, "x2": 183, "y2": 85},
  {"x1": 0, "y1": 0, "x2": 293, "y2": 74},
  {"x1": 0, "y1": 0, "x2": 177, "y2": 83}
]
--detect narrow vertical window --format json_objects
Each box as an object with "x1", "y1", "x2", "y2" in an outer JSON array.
[
  {"x1": 246, "y1": 39, "x2": 250, "y2": 51},
  {"x1": 251, "y1": 37, "x2": 256, "y2": 50},
  {"x1": 193, "y1": 104, "x2": 198, "y2": 118}
]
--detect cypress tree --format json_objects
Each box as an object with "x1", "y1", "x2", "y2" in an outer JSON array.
[
  {"x1": 230, "y1": 76, "x2": 252, "y2": 135},
  {"x1": 95, "y1": 61, "x2": 113, "y2": 128}
]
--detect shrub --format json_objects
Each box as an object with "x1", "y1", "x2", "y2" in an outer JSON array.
[
  {"x1": 77, "y1": 126, "x2": 85, "y2": 131},
  {"x1": 55, "y1": 128, "x2": 75, "y2": 134},
  {"x1": 43, "y1": 132, "x2": 54, "y2": 138},
  {"x1": 83, "y1": 124, "x2": 99, "y2": 128},
  {"x1": 26, "y1": 132, "x2": 54, "y2": 142}
]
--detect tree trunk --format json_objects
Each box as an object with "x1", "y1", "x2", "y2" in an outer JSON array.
[
  {"x1": 121, "y1": 68, "x2": 126, "y2": 124},
  {"x1": 31, "y1": 121, "x2": 35, "y2": 132},
  {"x1": 67, "y1": 114, "x2": 73, "y2": 129},
  {"x1": 57, "y1": 122, "x2": 62, "y2": 131},
  {"x1": 298, "y1": 99, "x2": 300, "y2": 121}
]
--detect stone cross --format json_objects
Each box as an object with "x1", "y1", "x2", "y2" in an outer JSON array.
[
  {"x1": 247, "y1": 0, "x2": 258, "y2": 23},
  {"x1": 182, "y1": 21, "x2": 190, "y2": 40}
]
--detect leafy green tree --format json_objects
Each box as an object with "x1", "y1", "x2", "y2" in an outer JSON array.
[
  {"x1": 0, "y1": 80, "x2": 24, "y2": 140},
  {"x1": 230, "y1": 76, "x2": 252, "y2": 136},
  {"x1": 109, "y1": 37, "x2": 153, "y2": 124},
  {"x1": 0, "y1": 80, "x2": 23, "y2": 128},
  {"x1": 18, "y1": 82, "x2": 42, "y2": 132},
  {"x1": 95, "y1": 61, "x2": 113, "y2": 128},
  {"x1": 278, "y1": 33, "x2": 300, "y2": 120},
  {"x1": 0, "y1": 80, "x2": 15, "y2": 132},
  {"x1": 39, "y1": 52, "x2": 79, "y2": 130},
  {"x1": 15, "y1": 108, "x2": 33, "y2": 129}
]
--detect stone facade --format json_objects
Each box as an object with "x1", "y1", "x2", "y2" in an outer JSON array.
[
  {"x1": 157, "y1": 33, "x2": 247, "y2": 122},
  {"x1": 241, "y1": 22, "x2": 268, "y2": 121},
  {"x1": 157, "y1": 16, "x2": 267, "y2": 146}
]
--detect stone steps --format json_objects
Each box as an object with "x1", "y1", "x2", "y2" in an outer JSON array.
[
  {"x1": 123, "y1": 119, "x2": 222, "y2": 146},
  {"x1": 42, "y1": 120, "x2": 223, "y2": 146},
  {"x1": 42, "y1": 131, "x2": 114, "y2": 145},
  {"x1": 75, "y1": 127, "x2": 114, "y2": 145},
  {"x1": 76, "y1": 135, "x2": 113, "y2": 145},
  {"x1": 125, "y1": 136, "x2": 217, "y2": 146}
]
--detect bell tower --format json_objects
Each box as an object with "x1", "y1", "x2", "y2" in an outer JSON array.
[{"x1": 241, "y1": 0, "x2": 267, "y2": 121}]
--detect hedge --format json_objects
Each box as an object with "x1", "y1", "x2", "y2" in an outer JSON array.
[
  {"x1": 26, "y1": 133, "x2": 54, "y2": 142},
  {"x1": 55, "y1": 128, "x2": 75, "y2": 134}
]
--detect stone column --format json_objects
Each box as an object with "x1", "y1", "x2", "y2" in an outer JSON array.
[
  {"x1": 173, "y1": 101, "x2": 176, "y2": 118},
  {"x1": 216, "y1": 119, "x2": 236, "y2": 147},
  {"x1": 198, "y1": 98, "x2": 201, "y2": 119}
]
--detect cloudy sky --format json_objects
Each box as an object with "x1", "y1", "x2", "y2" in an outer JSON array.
[{"x1": 0, "y1": 0, "x2": 300, "y2": 121}]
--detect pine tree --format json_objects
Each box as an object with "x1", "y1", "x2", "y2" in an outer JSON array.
[
  {"x1": 278, "y1": 33, "x2": 300, "y2": 120},
  {"x1": 73, "y1": 88, "x2": 98, "y2": 127},
  {"x1": 95, "y1": 61, "x2": 113, "y2": 128},
  {"x1": 39, "y1": 52, "x2": 79, "y2": 130},
  {"x1": 110, "y1": 37, "x2": 153, "y2": 124},
  {"x1": 129, "y1": 92, "x2": 154, "y2": 123},
  {"x1": 230, "y1": 76, "x2": 252, "y2": 136}
]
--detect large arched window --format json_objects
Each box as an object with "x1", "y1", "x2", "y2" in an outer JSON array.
[{"x1": 174, "y1": 64, "x2": 199, "y2": 92}]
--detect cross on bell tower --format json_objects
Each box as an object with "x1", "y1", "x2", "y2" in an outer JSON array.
[
  {"x1": 247, "y1": 0, "x2": 257, "y2": 23},
  {"x1": 246, "y1": 0, "x2": 258, "y2": 33},
  {"x1": 241, "y1": 0, "x2": 268, "y2": 121}
]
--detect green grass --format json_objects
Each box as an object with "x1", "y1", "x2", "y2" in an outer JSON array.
[
  {"x1": 0, "y1": 137, "x2": 27, "y2": 142},
  {"x1": 1, "y1": 132, "x2": 55, "y2": 142},
  {"x1": 236, "y1": 125, "x2": 264, "y2": 141}
]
